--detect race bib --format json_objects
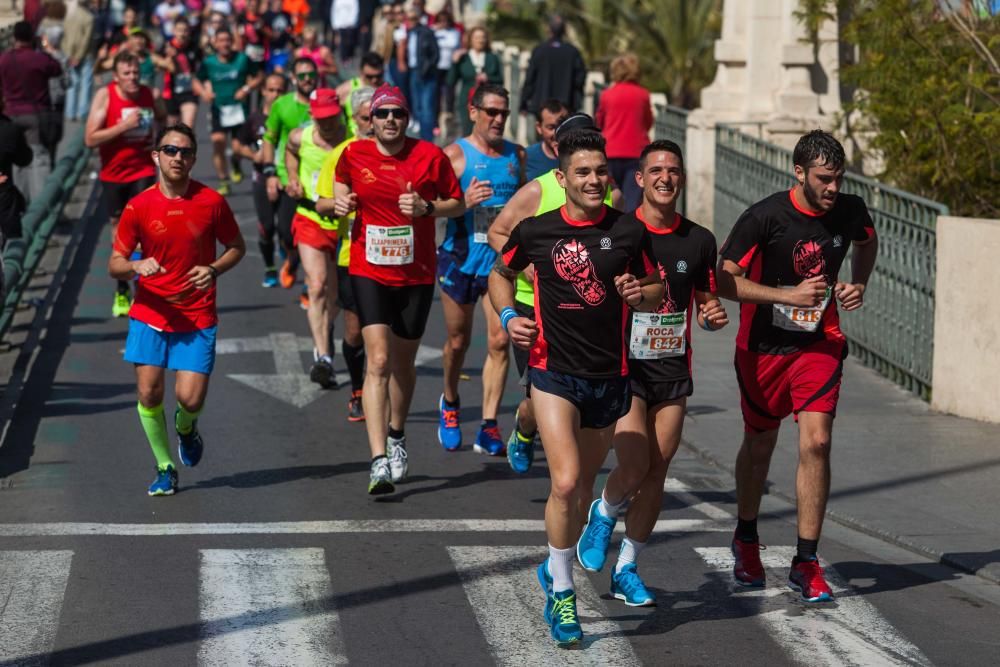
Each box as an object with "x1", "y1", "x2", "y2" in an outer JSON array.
[
  {"x1": 121, "y1": 107, "x2": 153, "y2": 141},
  {"x1": 772, "y1": 287, "x2": 831, "y2": 332},
  {"x1": 473, "y1": 205, "x2": 501, "y2": 244},
  {"x1": 173, "y1": 72, "x2": 193, "y2": 94},
  {"x1": 219, "y1": 103, "x2": 246, "y2": 128},
  {"x1": 310, "y1": 170, "x2": 321, "y2": 202},
  {"x1": 366, "y1": 224, "x2": 414, "y2": 265},
  {"x1": 629, "y1": 312, "x2": 686, "y2": 359}
]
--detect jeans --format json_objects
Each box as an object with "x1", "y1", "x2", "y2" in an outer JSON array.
[
  {"x1": 409, "y1": 73, "x2": 437, "y2": 141},
  {"x1": 64, "y1": 57, "x2": 94, "y2": 120},
  {"x1": 608, "y1": 158, "x2": 642, "y2": 214}
]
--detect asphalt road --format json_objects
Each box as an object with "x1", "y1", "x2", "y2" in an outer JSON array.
[{"x1": 1, "y1": 140, "x2": 999, "y2": 667}]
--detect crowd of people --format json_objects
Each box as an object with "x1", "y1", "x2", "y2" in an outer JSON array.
[{"x1": 2, "y1": 1, "x2": 881, "y2": 653}]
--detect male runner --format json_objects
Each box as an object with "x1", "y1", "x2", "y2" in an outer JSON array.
[
  {"x1": 489, "y1": 130, "x2": 661, "y2": 646},
  {"x1": 262, "y1": 57, "x2": 319, "y2": 290},
  {"x1": 285, "y1": 89, "x2": 346, "y2": 388},
  {"x1": 575, "y1": 140, "x2": 729, "y2": 606},
  {"x1": 109, "y1": 124, "x2": 246, "y2": 495},
  {"x1": 716, "y1": 130, "x2": 878, "y2": 602},
  {"x1": 232, "y1": 72, "x2": 287, "y2": 287},
  {"x1": 195, "y1": 28, "x2": 260, "y2": 196},
  {"x1": 336, "y1": 51, "x2": 385, "y2": 136},
  {"x1": 436, "y1": 83, "x2": 525, "y2": 454},
  {"x1": 488, "y1": 114, "x2": 621, "y2": 473},
  {"x1": 525, "y1": 98, "x2": 569, "y2": 180},
  {"x1": 160, "y1": 17, "x2": 200, "y2": 130},
  {"x1": 85, "y1": 50, "x2": 166, "y2": 318},
  {"x1": 332, "y1": 84, "x2": 463, "y2": 495}
]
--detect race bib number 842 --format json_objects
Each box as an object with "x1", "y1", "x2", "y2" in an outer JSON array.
[{"x1": 629, "y1": 312, "x2": 686, "y2": 359}]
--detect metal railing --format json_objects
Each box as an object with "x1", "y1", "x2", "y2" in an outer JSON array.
[{"x1": 714, "y1": 125, "x2": 947, "y2": 399}]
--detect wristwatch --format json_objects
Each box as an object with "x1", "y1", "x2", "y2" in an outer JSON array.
[
  {"x1": 423, "y1": 199, "x2": 435, "y2": 216},
  {"x1": 208, "y1": 265, "x2": 219, "y2": 279}
]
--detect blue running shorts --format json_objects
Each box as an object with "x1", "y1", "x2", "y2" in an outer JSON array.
[
  {"x1": 124, "y1": 319, "x2": 217, "y2": 375},
  {"x1": 436, "y1": 248, "x2": 489, "y2": 305},
  {"x1": 527, "y1": 368, "x2": 631, "y2": 430}
]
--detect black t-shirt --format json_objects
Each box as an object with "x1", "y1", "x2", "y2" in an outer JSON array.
[
  {"x1": 720, "y1": 189, "x2": 875, "y2": 354},
  {"x1": 501, "y1": 205, "x2": 656, "y2": 379},
  {"x1": 263, "y1": 11, "x2": 293, "y2": 50},
  {"x1": 237, "y1": 109, "x2": 268, "y2": 178},
  {"x1": 626, "y1": 210, "x2": 717, "y2": 383},
  {"x1": 160, "y1": 40, "x2": 201, "y2": 98}
]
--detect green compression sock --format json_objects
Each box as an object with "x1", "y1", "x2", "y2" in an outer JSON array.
[
  {"x1": 175, "y1": 404, "x2": 202, "y2": 435},
  {"x1": 137, "y1": 402, "x2": 173, "y2": 470}
]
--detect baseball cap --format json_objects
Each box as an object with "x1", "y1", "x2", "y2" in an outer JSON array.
[{"x1": 310, "y1": 88, "x2": 342, "y2": 119}]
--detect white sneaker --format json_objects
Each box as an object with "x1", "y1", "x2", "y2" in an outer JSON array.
[
  {"x1": 387, "y1": 435, "x2": 409, "y2": 482},
  {"x1": 368, "y1": 457, "x2": 393, "y2": 495}
]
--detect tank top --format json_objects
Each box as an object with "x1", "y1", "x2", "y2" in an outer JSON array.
[
  {"x1": 294, "y1": 124, "x2": 338, "y2": 230},
  {"x1": 99, "y1": 83, "x2": 157, "y2": 184},
  {"x1": 441, "y1": 138, "x2": 521, "y2": 277},
  {"x1": 343, "y1": 77, "x2": 362, "y2": 137}
]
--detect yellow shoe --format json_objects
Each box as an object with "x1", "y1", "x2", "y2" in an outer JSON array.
[
  {"x1": 112, "y1": 291, "x2": 131, "y2": 318},
  {"x1": 216, "y1": 181, "x2": 231, "y2": 196},
  {"x1": 231, "y1": 168, "x2": 243, "y2": 184}
]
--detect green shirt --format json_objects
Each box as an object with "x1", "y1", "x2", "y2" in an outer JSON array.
[
  {"x1": 196, "y1": 52, "x2": 251, "y2": 110},
  {"x1": 264, "y1": 93, "x2": 311, "y2": 185}
]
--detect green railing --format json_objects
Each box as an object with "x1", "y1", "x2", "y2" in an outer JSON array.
[
  {"x1": 714, "y1": 125, "x2": 947, "y2": 399},
  {"x1": 0, "y1": 24, "x2": 13, "y2": 51}
]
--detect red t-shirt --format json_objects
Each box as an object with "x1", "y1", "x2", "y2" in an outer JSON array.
[
  {"x1": 596, "y1": 81, "x2": 653, "y2": 160},
  {"x1": 336, "y1": 138, "x2": 462, "y2": 286},
  {"x1": 113, "y1": 181, "x2": 241, "y2": 332},
  {"x1": 99, "y1": 83, "x2": 158, "y2": 184}
]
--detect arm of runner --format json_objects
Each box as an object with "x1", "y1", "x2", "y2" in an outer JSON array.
[
  {"x1": 516, "y1": 145, "x2": 527, "y2": 187},
  {"x1": 187, "y1": 206, "x2": 247, "y2": 290},
  {"x1": 695, "y1": 290, "x2": 729, "y2": 331},
  {"x1": 108, "y1": 203, "x2": 162, "y2": 279},
  {"x1": 487, "y1": 179, "x2": 540, "y2": 252},
  {"x1": 332, "y1": 181, "x2": 358, "y2": 217},
  {"x1": 488, "y1": 257, "x2": 538, "y2": 350},
  {"x1": 84, "y1": 87, "x2": 138, "y2": 148},
  {"x1": 619, "y1": 227, "x2": 664, "y2": 311},
  {"x1": 837, "y1": 232, "x2": 878, "y2": 311},
  {"x1": 717, "y1": 259, "x2": 827, "y2": 307},
  {"x1": 283, "y1": 127, "x2": 303, "y2": 199},
  {"x1": 398, "y1": 181, "x2": 464, "y2": 218}
]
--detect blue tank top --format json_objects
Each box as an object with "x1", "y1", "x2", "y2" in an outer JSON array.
[
  {"x1": 525, "y1": 141, "x2": 559, "y2": 181},
  {"x1": 441, "y1": 138, "x2": 521, "y2": 277}
]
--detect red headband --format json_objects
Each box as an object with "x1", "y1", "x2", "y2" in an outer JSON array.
[{"x1": 370, "y1": 84, "x2": 409, "y2": 114}]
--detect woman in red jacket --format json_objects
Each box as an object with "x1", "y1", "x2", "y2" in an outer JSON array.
[{"x1": 596, "y1": 53, "x2": 652, "y2": 213}]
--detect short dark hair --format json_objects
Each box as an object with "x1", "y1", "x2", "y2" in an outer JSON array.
[
  {"x1": 155, "y1": 123, "x2": 198, "y2": 152},
  {"x1": 535, "y1": 98, "x2": 569, "y2": 122},
  {"x1": 292, "y1": 56, "x2": 317, "y2": 72},
  {"x1": 214, "y1": 27, "x2": 232, "y2": 39},
  {"x1": 793, "y1": 129, "x2": 845, "y2": 173},
  {"x1": 640, "y1": 140, "x2": 684, "y2": 171},
  {"x1": 360, "y1": 52, "x2": 384, "y2": 70},
  {"x1": 113, "y1": 50, "x2": 141, "y2": 71},
  {"x1": 557, "y1": 130, "x2": 606, "y2": 171},
  {"x1": 174, "y1": 16, "x2": 190, "y2": 28},
  {"x1": 471, "y1": 83, "x2": 509, "y2": 108},
  {"x1": 13, "y1": 21, "x2": 33, "y2": 43}
]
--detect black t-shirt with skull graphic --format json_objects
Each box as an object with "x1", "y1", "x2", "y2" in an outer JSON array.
[
  {"x1": 720, "y1": 189, "x2": 875, "y2": 355},
  {"x1": 625, "y1": 209, "x2": 718, "y2": 383},
  {"x1": 501, "y1": 205, "x2": 655, "y2": 379}
]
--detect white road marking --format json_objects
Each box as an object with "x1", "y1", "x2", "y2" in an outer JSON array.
[
  {"x1": 695, "y1": 546, "x2": 933, "y2": 667},
  {"x1": 447, "y1": 546, "x2": 640, "y2": 666},
  {"x1": 0, "y1": 518, "x2": 728, "y2": 537},
  {"x1": 0, "y1": 550, "x2": 73, "y2": 665},
  {"x1": 198, "y1": 548, "x2": 346, "y2": 666},
  {"x1": 666, "y1": 478, "x2": 735, "y2": 521}
]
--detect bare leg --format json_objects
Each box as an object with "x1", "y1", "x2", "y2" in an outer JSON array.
[
  {"x1": 387, "y1": 334, "x2": 421, "y2": 432},
  {"x1": 440, "y1": 291, "x2": 473, "y2": 404},
  {"x1": 480, "y1": 297, "x2": 509, "y2": 421},
  {"x1": 623, "y1": 399, "x2": 686, "y2": 542},
  {"x1": 298, "y1": 244, "x2": 335, "y2": 357},
  {"x1": 210, "y1": 132, "x2": 229, "y2": 181},
  {"x1": 795, "y1": 411, "x2": 833, "y2": 540},
  {"x1": 361, "y1": 324, "x2": 392, "y2": 457},
  {"x1": 735, "y1": 428, "x2": 780, "y2": 521},
  {"x1": 174, "y1": 371, "x2": 211, "y2": 413},
  {"x1": 533, "y1": 388, "x2": 585, "y2": 549}
]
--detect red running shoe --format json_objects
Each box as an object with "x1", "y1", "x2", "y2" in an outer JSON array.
[
  {"x1": 788, "y1": 557, "x2": 834, "y2": 602},
  {"x1": 347, "y1": 390, "x2": 365, "y2": 422},
  {"x1": 279, "y1": 259, "x2": 296, "y2": 289},
  {"x1": 731, "y1": 536, "x2": 766, "y2": 587}
]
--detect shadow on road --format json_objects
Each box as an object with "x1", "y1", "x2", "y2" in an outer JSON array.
[{"x1": 186, "y1": 462, "x2": 370, "y2": 491}]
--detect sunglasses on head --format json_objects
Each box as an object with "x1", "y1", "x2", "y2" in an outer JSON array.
[
  {"x1": 372, "y1": 108, "x2": 408, "y2": 120},
  {"x1": 295, "y1": 71, "x2": 317, "y2": 80},
  {"x1": 158, "y1": 145, "x2": 195, "y2": 158},
  {"x1": 476, "y1": 106, "x2": 511, "y2": 119}
]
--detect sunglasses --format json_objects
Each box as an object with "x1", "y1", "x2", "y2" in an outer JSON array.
[
  {"x1": 158, "y1": 145, "x2": 195, "y2": 158},
  {"x1": 361, "y1": 71, "x2": 383, "y2": 82},
  {"x1": 372, "y1": 108, "x2": 408, "y2": 120},
  {"x1": 476, "y1": 106, "x2": 511, "y2": 119},
  {"x1": 295, "y1": 71, "x2": 318, "y2": 80}
]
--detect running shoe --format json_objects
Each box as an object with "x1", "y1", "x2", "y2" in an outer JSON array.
[
  {"x1": 112, "y1": 290, "x2": 131, "y2": 318},
  {"x1": 437, "y1": 394, "x2": 461, "y2": 451},
  {"x1": 473, "y1": 422, "x2": 505, "y2": 456},
  {"x1": 148, "y1": 465, "x2": 178, "y2": 496},
  {"x1": 299, "y1": 290, "x2": 310, "y2": 310},
  {"x1": 368, "y1": 457, "x2": 394, "y2": 495},
  {"x1": 387, "y1": 435, "x2": 408, "y2": 482},
  {"x1": 175, "y1": 409, "x2": 204, "y2": 467},
  {"x1": 611, "y1": 564, "x2": 656, "y2": 607},
  {"x1": 310, "y1": 358, "x2": 336, "y2": 389},
  {"x1": 216, "y1": 180, "x2": 231, "y2": 196},
  {"x1": 548, "y1": 589, "x2": 583, "y2": 647},
  {"x1": 231, "y1": 166, "x2": 243, "y2": 184},
  {"x1": 347, "y1": 390, "x2": 365, "y2": 422},
  {"x1": 506, "y1": 412, "x2": 535, "y2": 474},
  {"x1": 262, "y1": 269, "x2": 279, "y2": 288},
  {"x1": 279, "y1": 258, "x2": 296, "y2": 288},
  {"x1": 536, "y1": 561, "x2": 554, "y2": 616},
  {"x1": 577, "y1": 499, "x2": 616, "y2": 572},
  {"x1": 788, "y1": 557, "x2": 834, "y2": 602},
  {"x1": 731, "y1": 535, "x2": 766, "y2": 587}
]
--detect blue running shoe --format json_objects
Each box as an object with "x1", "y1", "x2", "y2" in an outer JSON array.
[
  {"x1": 473, "y1": 422, "x2": 505, "y2": 456},
  {"x1": 549, "y1": 589, "x2": 583, "y2": 647},
  {"x1": 437, "y1": 394, "x2": 462, "y2": 451},
  {"x1": 611, "y1": 564, "x2": 656, "y2": 607},
  {"x1": 506, "y1": 411, "x2": 535, "y2": 474},
  {"x1": 262, "y1": 269, "x2": 279, "y2": 288},
  {"x1": 577, "y1": 499, "x2": 616, "y2": 572},
  {"x1": 536, "y1": 561, "x2": 554, "y2": 623},
  {"x1": 148, "y1": 466, "x2": 178, "y2": 496},
  {"x1": 175, "y1": 408, "x2": 204, "y2": 467}
]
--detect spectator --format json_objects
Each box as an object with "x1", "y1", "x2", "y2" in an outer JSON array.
[
  {"x1": 295, "y1": 26, "x2": 338, "y2": 86},
  {"x1": 152, "y1": 0, "x2": 188, "y2": 42},
  {"x1": 38, "y1": 25, "x2": 68, "y2": 160},
  {"x1": 331, "y1": 0, "x2": 359, "y2": 65},
  {"x1": 448, "y1": 25, "x2": 501, "y2": 137},
  {"x1": 596, "y1": 53, "x2": 652, "y2": 212},
  {"x1": 524, "y1": 97, "x2": 568, "y2": 180},
  {"x1": 0, "y1": 98, "x2": 33, "y2": 256},
  {"x1": 263, "y1": 0, "x2": 294, "y2": 73},
  {"x1": 390, "y1": 2, "x2": 408, "y2": 98},
  {"x1": 0, "y1": 21, "x2": 62, "y2": 202},
  {"x1": 400, "y1": 3, "x2": 437, "y2": 140},
  {"x1": 62, "y1": 0, "x2": 96, "y2": 123},
  {"x1": 358, "y1": 0, "x2": 378, "y2": 55},
  {"x1": 432, "y1": 8, "x2": 460, "y2": 132},
  {"x1": 519, "y1": 15, "x2": 585, "y2": 119}
]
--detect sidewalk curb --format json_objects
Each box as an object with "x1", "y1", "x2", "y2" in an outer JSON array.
[{"x1": 679, "y1": 436, "x2": 1000, "y2": 586}]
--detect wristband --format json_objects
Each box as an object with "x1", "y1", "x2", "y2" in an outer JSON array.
[
  {"x1": 207, "y1": 265, "x2": 219, "y2": 279},
  {"x1": 262, "y1": 163, "x2": 277, "y2": 177},
  {"x1": 699, "y1": 315, "x2": 716, "y2": 331},
  {"x1": 500, "y1": 307, "x2": 518, "y2": 332}
]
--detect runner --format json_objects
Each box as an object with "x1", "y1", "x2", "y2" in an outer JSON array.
[
  {"x1": 315, "y1": 85, "x2": 376, "y2": 421},
  {"x1": 85, "y1": 50, "x2": 166, "y2": 318},
  {"x1": 525, "y1": 98, "x2": 568, "y2": 180},
  {"x1": 195, "y1": 27, "x2": 261, "y2": 196},
  {"x1": 261, "y1": 56, "x2": 319, "y2": 292},
  {"x1": 335, "y1": 51, "x2": 385, "y2": 137},
  {"x1": 160, "y1": 17, "x2": 201, "y2": 130},
  {"x1": 436, "y1": 83, "x2": 525, "y2": 454},
  {"x1": 716, "y1": 130, "x2": 878, "y2": 602},
  {"x1": 575, "y1": 140, "x2": 729, "y2": 606},
  {"x1": 285, "y1": 88, "x2": 346, "y2": 388},
  {"x1": 232, "y1": 72, "x2": 287, "y2": 287},
  {"x1": 331, "y1": 84, "x2": 463, "y2": 495},
  {"x1": 489, "y1": 129, "x2": 662, "y2": 646},
  {"x1": 488, "y1": 114, "x2": 621, "y2": 473},
  {"x1": 108, "y1": 123, "x2": 246, "y2": 495}
]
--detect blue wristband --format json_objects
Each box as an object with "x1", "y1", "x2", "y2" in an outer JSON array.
[
  {"x1": 699, "y1": 315, "x2": 716, "y2": 331},
  {"x1": 500, "y1": 307, "x2": 518, "y2": 332}
]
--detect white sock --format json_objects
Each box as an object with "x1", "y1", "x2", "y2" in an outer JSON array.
[
  {"x1": 615, "y1": 537, "x2": 646, "y2": 574},
  {"x1": 598, "y1": 489, "x2": 627, "y2": 519},
  {"x1": 548, "y1": 544, "x2": 575, "y2": 593}
]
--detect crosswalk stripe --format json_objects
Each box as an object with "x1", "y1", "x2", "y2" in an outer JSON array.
[
  {"x1": 695, "y1": 546, "x2": 932, "y2": 666},
  {"x1": 447, "y1": 546, "x2": 641, "y2": 666},
  {"x1": 198, "y1": 549, "x2": 347, "y2": 666},
  {"x1": 665, "y1": 478, "x2": 736, "y2": 521},
  {"x1": 0, "y1": 550, "x2": 73, "y2": 665}
]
